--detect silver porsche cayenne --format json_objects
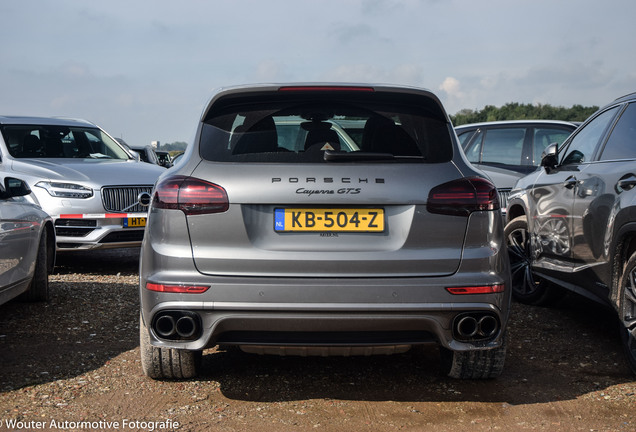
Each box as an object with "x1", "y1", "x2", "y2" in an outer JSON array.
[{"x1": 139, "y1": 84, "x2": 511, "y2": 380}]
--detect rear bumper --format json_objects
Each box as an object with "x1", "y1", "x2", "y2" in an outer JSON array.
[
  {"x1": 139, "y1": 208, "x2": 511, "y2": 353},
  {"x1": 140, "y1": 275, "x2": 510, "y2": 352}
]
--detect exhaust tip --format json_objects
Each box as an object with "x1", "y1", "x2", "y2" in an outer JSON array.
[
  {"x1": 453, "y1": 313, "x2": 500, "y2": 342},
  {"x1": 478, "y1": 315, "x2": 498, "y2": 338},
  {"x1": 176, "y1": 316, "x2": 197, "y2": 338},
  {"x1": 152, "y1": 311, "x2": 201, "y2": 341},
  {"x1": 456, "y1": 316, "x2": 478, "y2": 338},
  {"x1": 155, "y1": 315, "x2": 176, "y2": 338}
]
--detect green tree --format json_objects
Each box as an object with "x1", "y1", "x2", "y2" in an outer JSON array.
[
  {"x1": 159, "y1": 141, "x2": 188, "y2": 151},
  {"x1": 450, "y1": 103, "x2": 598, "y2": 126}
]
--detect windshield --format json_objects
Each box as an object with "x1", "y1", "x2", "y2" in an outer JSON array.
[
  {"x1": 200, "y1": 97, "x2": 452, "y2": 163},
  {"x1": 1, "y1": 125, "x2": 131, "y2": 160}
]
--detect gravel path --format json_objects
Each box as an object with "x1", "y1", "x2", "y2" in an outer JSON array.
[{"x1": 0, "y1": 249, "x2": 635, "y2": 431}]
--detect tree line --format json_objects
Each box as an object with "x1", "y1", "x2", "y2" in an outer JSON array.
[
  {"x1": 451, "y1": 102, "x2": 599, "y2": 126},
  {"x1": 159, "y1": 141, "x2": 188, "y2": 152}
]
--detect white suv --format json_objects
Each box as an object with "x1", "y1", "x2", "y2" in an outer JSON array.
[{"x1": 0, "y1": 116, "x2": 165, "y2": 251}]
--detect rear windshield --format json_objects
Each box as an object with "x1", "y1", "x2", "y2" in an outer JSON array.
[
  {"x1": 1, "y1": 125, "x2": 130, "y2": 160},
  {"x1": 199, "y1": 92, "x2": 453, "y2": 163}
]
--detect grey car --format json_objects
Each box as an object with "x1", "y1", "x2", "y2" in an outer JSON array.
[
  {"x1": 0, "y1": 177, "x2": 55, "y2": 305},
  {"x1": 456, "y1": 120, "x2": 578, "y2": 175},
  {"x1": 504, "y1": 92, "x2": 636, "y2": 373},
  {"x1": 139, "y1": 83, "x2": 512, "y2": 380},
  {"x1": 456, "y1": 120, "x2": 578, "y2": 212},
  {"x1": 0, "y1": 117, "x2": 166, "y2": 251}
]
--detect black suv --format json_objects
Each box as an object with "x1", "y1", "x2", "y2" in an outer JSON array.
[{"x1": 505, "y1": 92, "x2": 636, "y2": 373}]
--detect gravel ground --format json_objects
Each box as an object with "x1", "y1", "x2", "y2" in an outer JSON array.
[{"x1": 0, "y1": 248, "x2": 635, "y2": 431}]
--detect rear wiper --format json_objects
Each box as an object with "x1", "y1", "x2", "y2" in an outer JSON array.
[
  {"x1": 324, "y1": 150, "x2": 423, "y2": 162},
  {"x1": 479, "y1": 161, "x2": 510, "y2": 166}
]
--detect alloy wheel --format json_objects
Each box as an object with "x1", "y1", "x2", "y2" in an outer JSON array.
[
  {"x1": 507, "y1": 223, "x2": 544, "y2": 297},
  {"x1": 621, "y1": 262, "x2": 636, "y2": 370}
]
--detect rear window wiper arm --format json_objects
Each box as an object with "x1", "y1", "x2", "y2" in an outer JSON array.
[{"x1": 324, "y1": 150, "x2": 423, "y2": 162}]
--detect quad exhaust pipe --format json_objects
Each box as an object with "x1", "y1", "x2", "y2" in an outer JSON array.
[
  {"x1": 454, "y1": 313, "x2": 499, "y2": 341},
  {"x1": 153, "y1": 311, "x2": 200, "y2": 340}
]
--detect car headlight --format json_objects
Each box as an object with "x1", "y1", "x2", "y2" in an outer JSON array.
[{"x1": 36, "y1": 181, "x2": 94, "y2": 199}]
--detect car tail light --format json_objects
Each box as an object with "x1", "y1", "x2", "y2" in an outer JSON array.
[
  {"x1": 146, "y1": 282, "x2": 210, "y2": 294},
  {"x1": 427, "y1": 177, "x2": 499, "y2": 216},
  {"x1": 278, "y1": 85, "x2": 375, "y2": 92},
  {"x1": 446, "y1": 284, "x2": 505, "y2": 295},
  {"x1": 153, "y1": 176, "x2": 229, "y2": 215}
]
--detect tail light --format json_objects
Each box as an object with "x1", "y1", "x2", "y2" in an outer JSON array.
[
  {"x1": 153, "y1": 176, "x2": 229, "y2": 215},
  {"x1": 146, "y1": 282, "x2": 209, "y2": 294},
  {"x1": 427, "y1": 177, "x2": 499, "y2": 216},
  {"x1": 446, "y1": 284, "x2": 505, "y2": 295},
  {"x1": 278, "y1": 85, "x2": 374, "y2": 92}
]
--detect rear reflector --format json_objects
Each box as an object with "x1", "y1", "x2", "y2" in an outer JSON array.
[
  {"x1": 146, "y1": 282, "x2": 209, "y2": 294},
  {"x1": 427, "y1": 177, "x2": 499, "y2": 216},
  {"x1": 153, "y1": 175, "x2": 229, "y2": 215},
  {"x1": 446, "y1": 284, "x2": 505, "y2": 295}
]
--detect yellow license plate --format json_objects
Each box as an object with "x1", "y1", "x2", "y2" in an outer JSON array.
[
  {"x1": 274, "y1": 208, "x2": 384, "y2": 232},
  {"x1": 124, "y1": 217, "x2": 147, "y2": 228}
]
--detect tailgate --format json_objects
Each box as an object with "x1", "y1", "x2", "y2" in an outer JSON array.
[{"x1": 187, "y1": 163, "x2": 469, "y2": 277}]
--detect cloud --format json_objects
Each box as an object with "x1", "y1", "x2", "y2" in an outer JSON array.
[
  {"x1": 361, "y1": 0, "x2": 439, "y2": 15},
  {"x1": 438, "y1": 77, "x2": 468, "y2": 112},
  {"x1": 58, "y1": 62, "x2": 93, "y2": 79},
  {"x1": 480, "y1": 62, "x2": 620, "y2": 106},
  {"x1": 391, "y1": 64, "x2": 424, "y2": 85},
  {"x1": 251, "y1": 60, "x2": 288, "y2": 82},
  {"x1": 438, "y1": 59, "x2": 632, "y2": 115},
  {"x1": 439, "y1": 77, "x2": 463, "y2": 98},
  {"x1": 2, "y1": 0, "x2": 635, "y2": 144},
  {"x1": 320, "y1": 63, "x2": 424, "y2": 86}
]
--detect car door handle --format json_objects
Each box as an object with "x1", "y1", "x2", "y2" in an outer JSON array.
[
  {"x1": 563, "y1": 176, "x2": 578, "y2": 189},
  {"x1": 617, "y1": 174, "x2": 636, "y2": 192}
]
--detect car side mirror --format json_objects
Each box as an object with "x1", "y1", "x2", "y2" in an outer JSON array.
[
  {"x1": 541, "y1": 143, "x2": 558, "y2": 171},
  {"x1": 3, "y1": 177, "x2": 31, "y2": 198}
]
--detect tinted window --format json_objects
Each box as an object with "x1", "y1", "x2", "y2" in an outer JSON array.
[
  {"x1": 532, "y1": 127, "x2": 573, "y2": 165},
  {"x1": 599, "y1": 103, "x2": 636, "y2": 161},
  {"x1": 1, "y1": 125, "x2": 129, "y2": 160},
  {"x1": 199, "y1": 96, "x2": 452, "y2": 163},
  {"x1": 146, "y1": 148, "x2": 159, "y2": 164},
  {"x1": 456, "y1": 129, "x2": 476, "y2": 147},
  {"x1": 464, "y1": 128, "x2": 525, "y2": 165},
  {"x1": 464, "y1": 130, "x2": 483, "y2": 162},
  {"x1": 483, "y1": 128, "x2": 525, "y2": 165},
  {"x1": 560, "y1": 107, "x2": 619, "y2": 165}
]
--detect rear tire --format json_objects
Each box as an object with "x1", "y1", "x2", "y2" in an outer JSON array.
[
  {"x1": 440, "y1": 334, "x2": 507, "y2": 379},
  {"x1": 139, "y1": 315, "x2": 202, "y2": 380},
  {"x1": 19, "y1": 230, "x2": 49, "y2": 302},
  {"x1": 617, "y1": 252, "x2": 636, "y2": 374},
  {"x1": 504, "y1": 216, "x2": 565, "y2": 305}
]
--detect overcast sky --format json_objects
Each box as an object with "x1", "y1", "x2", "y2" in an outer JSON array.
[{"x1": 1, "y1": 0, "x2": 634, "y2": 146}]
